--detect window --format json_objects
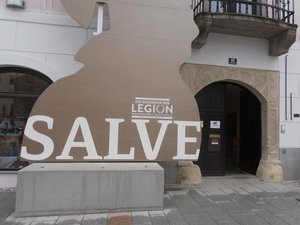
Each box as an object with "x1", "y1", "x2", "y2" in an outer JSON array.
[{"x1": 0, "y1": 68, "x2": 52, "y2": 170}]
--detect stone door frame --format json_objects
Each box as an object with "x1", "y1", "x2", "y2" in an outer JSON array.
[{"x1": 181, "y1": 63, "x2": 283, "y2": 181}]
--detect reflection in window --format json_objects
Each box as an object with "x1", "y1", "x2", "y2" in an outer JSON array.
[{"x1": 0, "y1": 68, "x2": 52, "y2": 170}]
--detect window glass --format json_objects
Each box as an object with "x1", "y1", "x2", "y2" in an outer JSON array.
[{"x1": 0, "y1": 68, "x2": 51, "y2": 170}]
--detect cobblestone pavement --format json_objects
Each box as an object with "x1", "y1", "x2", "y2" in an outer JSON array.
[{"x1": 3, "y1": 176, "x2": 300, "y2": 225}]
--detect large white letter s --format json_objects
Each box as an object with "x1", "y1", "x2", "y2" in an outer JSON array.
[{"x1": 21, "y1": 115, "x2": 54, "y2": 161}]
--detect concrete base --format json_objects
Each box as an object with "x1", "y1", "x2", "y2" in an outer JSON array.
[{"x1": 15, "y1": 163, "x2": 164, "y2": 217}]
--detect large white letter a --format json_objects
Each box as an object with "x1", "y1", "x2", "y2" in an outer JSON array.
[{"x1": 56, "y1": 117, "x2": 102, "y2": 160}]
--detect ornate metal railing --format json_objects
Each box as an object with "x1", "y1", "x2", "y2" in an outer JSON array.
[{"x1": 193, "y1": 0, "x2": 295, "y2": 24}]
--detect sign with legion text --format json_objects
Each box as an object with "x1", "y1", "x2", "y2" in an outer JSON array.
[{"x1": 20, "y1": 0, "x2": 201, "y2": 161}]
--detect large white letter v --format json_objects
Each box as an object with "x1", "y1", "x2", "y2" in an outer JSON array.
[{"x1": 132, "y1": 119, "x2": 172, "y2": 160}]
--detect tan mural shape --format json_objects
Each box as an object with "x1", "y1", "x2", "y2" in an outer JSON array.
[{"x1": 20, "y1": 0, "x2": 201, "y2": 161}]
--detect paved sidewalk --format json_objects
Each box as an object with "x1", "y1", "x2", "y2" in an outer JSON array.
[{"x1": 2, "y1": 176, "x2": 300, "y2": 225}]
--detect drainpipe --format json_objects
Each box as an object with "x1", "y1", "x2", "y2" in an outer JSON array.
[{"x1": 285, "y1": 55, "x2": 288, "y2": 120}]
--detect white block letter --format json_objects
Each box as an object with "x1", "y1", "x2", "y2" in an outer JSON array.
[
  {"x1": 21, "y1": 115, "x2": 54, "y2": 161},
  {"x1": 104, "y1": 118, "x2": 135, "y2": 160},
  {"x1": 132, "y1": 119, "x2": 172, "y2": 160},
  {"x1": 173, "y1": 121, "x2": 201, "y2": 160},
  {"x1": 56, "y1": 117, "x2": 101, "y2": 160}
]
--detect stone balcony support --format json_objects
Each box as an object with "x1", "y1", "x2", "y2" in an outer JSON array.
[{"x1": 193, "y1": 13, "x2": 297, "y2": 56}]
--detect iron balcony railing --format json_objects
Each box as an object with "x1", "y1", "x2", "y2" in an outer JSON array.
[{"x1": 193, "y1": 0, "x2": 295, "y2": 24}]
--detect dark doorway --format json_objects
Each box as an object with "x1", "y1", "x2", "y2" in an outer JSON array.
[{"x1": 195, "y1": 82, "x2": 261, "y2": 176}]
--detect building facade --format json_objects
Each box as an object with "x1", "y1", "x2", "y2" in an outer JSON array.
[{"x1": 0, "y1": 0, "x2": 299, "y2": 187}]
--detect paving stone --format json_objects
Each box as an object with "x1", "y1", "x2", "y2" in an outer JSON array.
[
  {"x1": 255, "y1": 210, "x2": 290, "y2": 225},
  {"x1": 242, "y1": 193, "x2": 262, "y2": 204},
  {"x1": 164, "y1": 195, "x2": 177, "y2": 209},
  {"x1": 204, "y1": 207, "x2": 236, "y2": 224},
  {"x1": 2, "y1": 213, "x2": 35, "y2": 225},
  {"x1": 278, "y1": 212, "x2": 300, "y2": 225},
  {"x1": 230, "y1": 194, "x2": 260, "y2": 210},
  {"x1": 214, "y1": 181, "x2": 236, "y2": 195},
  {"x1": 82, "y1": 214, "x2": 107, "y2": 225},
  {"x1": 253, "y1": 191, "x2": 278, "y2": 199},
  {"x1": 55, "y1": 215, "x2": 84, "y2": 225},
  {"x1": 0, "y1": 192, "x2": 16, "y2": 224},
  {"x1": 171, "y1": 195, "x2": 203, "y2": 214},
  {"x1": 216, "y1": 222, "x2": 240, "y2": 225},
  {"x1": 208, "y1": 195, "x2": 232, "y2": 203},
  {"x1": 283, "y1": 181, "x2": 300, "y2": 191},
  {"x1": 188, "y1": 187, "x2": 207, "y2": 197},
  {"x1": 150, "y1": 213, "x2": 170, "y2": 225},
  {"x1": 255, "y1": 201, "x2": 283, "y2": 215},
  {"x1": 219, "y1": 181, "x2": 249, "y2": 195},
  {"x1": 216, "y1": 201, "x2": 250, "y2": 215},
  {"x1": 107, "y1": 213, "x2": 132, "y2": 225},
  {"x1": 286, "y1": 191, "x2": 300, "y2": 199},
  {"x1": 188, "y1": 190, "x2": 216, "y2": 209},
  {"x1": 132, "y1": 211, "x2": 151, "y2": 225},
  {"x1": 149, "y1": 211, "x2": 165, "y2": 216},
  {"x1": 233, "y1": 180, "x2": 262, "y2": 193},
  {"x1": 268, "y1": 182, "x2": 295, "y2": 192},
  {"x1": 31, "y1": 216, "x2": 59, "y2": 225},
  {"x1": 183, "y1": 213, "x2": 218, "y2": 225},
  {"x1": 231, "y1": 213, "x2": 270, "y2": 225},
  {"x1": 164, "y1": 209, "x2": 188, "y2": 225},
  {"x1": 197, "y1": 182, "x2": 225, "y2": 196},
  {"x1": 167, "y1": 190, "x2": 188, "y2": 197},
  {"x1": 264, "y1": 197, "x2": 300, "y2": 212}
]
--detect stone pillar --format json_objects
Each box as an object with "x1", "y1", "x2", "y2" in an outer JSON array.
[
  {"x1": 256, "y1": 104, "x2": 283, "y2": 182},
  {"x1": 176, "y1": 161, "x2": 202, "y2": 184}
]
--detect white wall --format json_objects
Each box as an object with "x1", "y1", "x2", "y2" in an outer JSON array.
[
  {"x1": 188, "y1": 33, "x2": 278, "y2": 71},
  {"x1": 278, "y1": 1, "x2": 300, "y2": 149},
  {"x1": 0, "y1": 2, "x2": 96, "y2": 81}
]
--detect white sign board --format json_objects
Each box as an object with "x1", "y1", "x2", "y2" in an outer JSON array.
[{"x1": 210, "y1": 121, "x2": 221, "y2": 129}]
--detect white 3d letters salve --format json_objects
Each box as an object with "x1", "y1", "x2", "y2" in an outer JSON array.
[
  {"x1": 21, "y1": 113, "x2": 201, "y2": 161},
  {"x1": 21, "y1": 0, "x2": 201, "y2": 162}
]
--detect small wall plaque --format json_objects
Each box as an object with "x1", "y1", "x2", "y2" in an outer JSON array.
[
  {"x1": 228, "y1": 58, "x2": 237, "y2": 65},
  {"x1": 210, "y1": 121, "x2": 221, "y2": 129}
]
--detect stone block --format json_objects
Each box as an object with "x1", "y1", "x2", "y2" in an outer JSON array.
[
  {"x1": 15, "y1": 163, "x2": 164, "y2": 217},
  {"x1": 176, "y1": 164, "x2": 202, "y2": 185}
]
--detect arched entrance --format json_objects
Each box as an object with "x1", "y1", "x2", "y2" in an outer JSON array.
[
  {"x1": 195, "y1": 82, "x2": 261, "y2": 176},
  {"x1": 180, "y1": 63, "x2": 283, "y2": 181}
]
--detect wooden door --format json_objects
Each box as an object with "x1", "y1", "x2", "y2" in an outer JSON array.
[{"x1": 195, "y1": 83, "x2": 225, "y2": 176}]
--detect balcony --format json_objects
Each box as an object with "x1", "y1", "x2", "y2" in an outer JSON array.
[{"x1": 192, "y1": 0, "x2": 297, "y2": 56}]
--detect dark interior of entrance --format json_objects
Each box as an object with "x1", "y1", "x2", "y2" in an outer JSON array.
[{"x1": 195, "y1": 82, "x2": 261, "y2": 176}]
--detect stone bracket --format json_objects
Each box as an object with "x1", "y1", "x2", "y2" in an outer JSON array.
[
  {"x1": 192, "y1": 13, "x2": 297, "y2": 56},
  {"x1": 269, "y1": 29, "x2": 297, "y2": 56},
  {"x1": 192, "y1": 17, "x2": 212, "y2": 49}
]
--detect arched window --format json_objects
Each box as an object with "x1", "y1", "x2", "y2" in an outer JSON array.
[{"x1": 0, "y1": 67, "x2": 52, "y2": 170}]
